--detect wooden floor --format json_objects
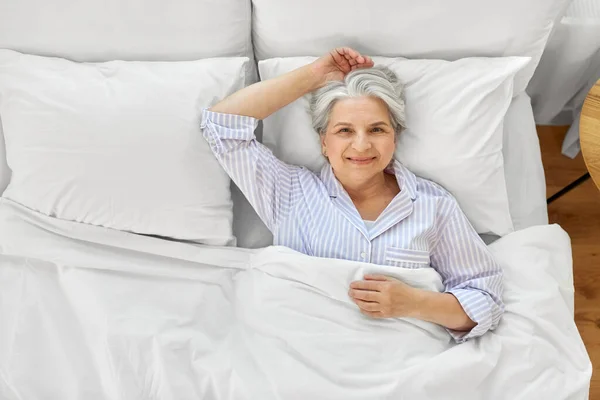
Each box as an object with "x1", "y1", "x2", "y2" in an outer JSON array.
[{"x1": 538, "y1": 126, "x2": 600, "y2": 399}]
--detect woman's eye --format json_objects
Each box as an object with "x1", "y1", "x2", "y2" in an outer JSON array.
[
  {"x1": 338, "y1": 128, "x2": 351, "y2": 133},
  {"x1": 372, "y1": 127, "x2": 383, "y2": 132}
]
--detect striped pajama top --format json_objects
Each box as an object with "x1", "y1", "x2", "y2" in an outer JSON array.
[{"x1": 200, "y1": 108, "x2": 504, "y2": 343}]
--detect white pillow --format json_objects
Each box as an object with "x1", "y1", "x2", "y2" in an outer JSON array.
[
  {"x1": 251, "y1": 0, "x2": 570, "y2": 94},
  {"x1": 258, "y1": 56, "x2": 530, "y2": 236},
  {"x1": 0, "y1": 49, "x2": 249, "y2": 245}
]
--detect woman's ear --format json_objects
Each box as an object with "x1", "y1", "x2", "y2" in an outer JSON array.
[{"x1": 320, "y1": 133, "x2": 327, "y2": 157}]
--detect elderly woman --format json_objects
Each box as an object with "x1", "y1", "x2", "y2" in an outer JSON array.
[{"x1": 200, "y1": 47, "x2": 503, "y2": 343}]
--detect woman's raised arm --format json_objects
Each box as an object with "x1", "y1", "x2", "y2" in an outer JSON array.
[
  {"x1": 202, "y1": 48, "x2": 373, "y2": 230},
  {"x1": 209, "y1": 47, "x2": 374, "y2": 120}
]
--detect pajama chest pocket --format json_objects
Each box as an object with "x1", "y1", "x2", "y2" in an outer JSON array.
[{"x1": 385, "y1": 247, "x2": 430, "y2": 269}]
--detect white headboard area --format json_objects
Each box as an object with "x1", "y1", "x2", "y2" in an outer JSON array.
[
  {"x1": 0, "y1": 0, "x2": 254, "y2": 75},
  {"x1": 251, "y1": 0, "x2": 572, "y2": 94}
]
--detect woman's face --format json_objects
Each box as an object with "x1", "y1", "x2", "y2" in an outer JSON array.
[{"x1": 321, "y1": 96, "x2": 396, "y2": 184}]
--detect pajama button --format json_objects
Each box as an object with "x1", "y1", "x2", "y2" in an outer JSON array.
[{"x1": 360, "y1": 252, "x2": 366, "y2": 259}]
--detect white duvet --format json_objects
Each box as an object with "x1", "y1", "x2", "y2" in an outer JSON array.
[{"x1": 0, "y1": 199, "x2": 591, "y2": 399}]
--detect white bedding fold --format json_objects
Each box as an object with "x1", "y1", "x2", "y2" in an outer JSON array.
[{"x1": 0, "y1": 199, "x2": 592, "y2": 399}]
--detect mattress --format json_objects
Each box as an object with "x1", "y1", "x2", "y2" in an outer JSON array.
[{"x1": 0, "y1": 198, "x2": 590, "y2": 399}]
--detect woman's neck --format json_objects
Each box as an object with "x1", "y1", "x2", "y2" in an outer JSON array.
[{"x1": 343, "y1": 172, "x2": 399, "y2": 203}]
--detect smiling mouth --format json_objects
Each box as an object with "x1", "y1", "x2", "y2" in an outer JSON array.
[{"x1": 346, "y1": 157, "x2": 376, "y2": 164}]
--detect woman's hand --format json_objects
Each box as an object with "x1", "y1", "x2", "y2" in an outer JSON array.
[
  {"x1": 310, "y1": 47, "x2": 374, "y2": 88},
  {"x1": 349, "y1": 274, "x2": 477, "y2": 333},
  {"x1": 348, "y1": 274, "x2": 421, "y2": 319}
]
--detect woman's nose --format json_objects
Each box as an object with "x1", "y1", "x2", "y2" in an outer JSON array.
[{"x1": 352, "y1": 133, "x2": 372, "y2": 151}]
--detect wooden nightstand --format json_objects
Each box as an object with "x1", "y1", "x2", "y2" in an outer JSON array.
[{"x1": 581, "y1": 78, "x2": 600, "y2": 191}]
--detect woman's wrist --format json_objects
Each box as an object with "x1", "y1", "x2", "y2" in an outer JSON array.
[
  {"x1": 407, "y1": 287, "x2": 428, "y2": 319},
  {"x1": 409, "y1": 289, "x2": 476, "y2": 332},
  {"x1": 305, "y1": 62, "x2": 329, "y2": 91}
]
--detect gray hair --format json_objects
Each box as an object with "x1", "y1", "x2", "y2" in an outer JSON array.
[{"x1": 308, "y1": 65, "x2": 406, "y2": 136}]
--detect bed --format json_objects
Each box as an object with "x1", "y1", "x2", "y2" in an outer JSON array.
[{"x1": 0, "y1": 0, "x2": 593, "y2": 398}]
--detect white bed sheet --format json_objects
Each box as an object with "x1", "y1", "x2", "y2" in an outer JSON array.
[{"x1": 0, "y1": 198, "x2": 591, "y2": 399}]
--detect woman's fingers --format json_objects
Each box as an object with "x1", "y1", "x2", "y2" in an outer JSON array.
[
  {"x1": 349, "y1": 286, "x2": 389, "y2": 317},
  {"x1": 354, "y1": 299, "x2": 380, "y2": 312},
  {"x1": 364, "y1": 274, "x2": 394, "y2": 281},
  {"x1": 346, "y1": 50, "x2": 364, "y2": 64},
  {"x1": 340, "y1": 47, "x2": 357, "y2": 59},
  {"x1": 326, "y1": 47, "x2": 374, "y2": 77},
  {"x1": 339, "y1": 47, "x2": 367, "y2": 65},
  {"x1": 349, "y1": 288, "x2": 380, "y2": 302},
  {"x1": 357, "y1": 55, "x2": 373, "y2": 68},
  {"x1": 350, "y1": 280, "x2": 382, "y2": 291},
  {"x1": 329, "y1": 50, "x2": 351, "y2": 73},
  {"x1": 330, "y1": 49, "x2": 344, "y2": 64}
]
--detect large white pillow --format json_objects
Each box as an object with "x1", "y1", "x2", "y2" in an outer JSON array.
[
  {"x1": 0, "y1": 49, "x2": 249, "y2": 245},
  {"x1": 258, "y1": 56, "x2": 530, "y2": 236},
  {"x1": 252, "y1": 0, "x2": 570, "y2": 94},
  {"x1": 0, "y1": 0, "x2": 257, "y2": 198}
]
